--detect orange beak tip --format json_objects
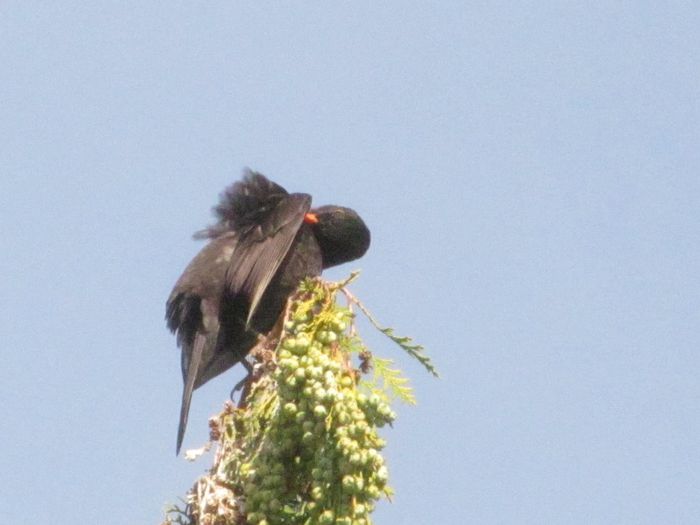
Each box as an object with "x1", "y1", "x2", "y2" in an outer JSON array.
[{"x1": 304, "y1": 212, "x2": 319, "y2": 224}]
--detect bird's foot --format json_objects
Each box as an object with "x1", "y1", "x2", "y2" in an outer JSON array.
[{"x1": 229, "y1": 359, "x2": 253, "y2": 406}]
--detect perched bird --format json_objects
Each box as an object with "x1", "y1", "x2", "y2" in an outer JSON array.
[{"x1": 166, "y1": 171, "x2": 370, "y2": 454}]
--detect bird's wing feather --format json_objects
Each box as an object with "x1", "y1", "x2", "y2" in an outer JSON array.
[
  {"x1": 226, "y1": 193, "x2": 311, "y2": 325},
  {"x1": 166, "y1": 233, "x2": 240, "y2": 385},
  {"x1": 197, "y1": 170, "x2": 290, "y2": 239}
]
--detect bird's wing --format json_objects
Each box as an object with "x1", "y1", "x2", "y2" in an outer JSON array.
[
  {"x1": 226, "y1": 193, "x2": 311, "y2": 325},
  {"x1": 166, "y1": 234, "x2": 237, "y2": 373}
]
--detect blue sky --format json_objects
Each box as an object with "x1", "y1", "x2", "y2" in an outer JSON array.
[{"x1": 2, "y1": 3, "x2": 699, "y2": 524}]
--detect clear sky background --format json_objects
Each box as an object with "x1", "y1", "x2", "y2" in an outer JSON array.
[{"x1": 2, "y1": 3, "x2": 699, "y2": 524}]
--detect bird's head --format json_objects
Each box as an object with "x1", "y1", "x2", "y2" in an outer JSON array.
[{"x1": 305, "y1": 206, "x2": 371, "y2": 269}]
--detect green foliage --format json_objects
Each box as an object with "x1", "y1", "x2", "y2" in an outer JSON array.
[
  {"x1": 341, "y1": 288, "x2": 439, "y2": 378},
  {"x1": 163, "y1": 274, "x2": 435, "y2": 525},
  {"x1": 363, "y1": 357, "x2": 416, "y2": 405}
]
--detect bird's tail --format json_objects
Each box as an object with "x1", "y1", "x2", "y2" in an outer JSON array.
[{"x1": 176, "y1": 333, "x2": 205, "y2": 455}]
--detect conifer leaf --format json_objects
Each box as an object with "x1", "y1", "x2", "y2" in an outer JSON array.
[
  {"x1": 341, "y1": 288, "x2": 439, "y2": 377},
  {"x1": 370, "y1": 357, "x2": 417, "y2": 404}
]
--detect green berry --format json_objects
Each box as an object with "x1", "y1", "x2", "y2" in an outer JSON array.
[
  {"x1": 311, "y1": 485, "x2": 324, "y2": 500},
  {"x1": 342, "y1": 475, "x2": 355, "y2": 491}
]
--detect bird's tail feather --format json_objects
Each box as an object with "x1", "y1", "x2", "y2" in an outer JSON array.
[{"x1": 176, "y1": 333, "x2": 206, "y2": 455}]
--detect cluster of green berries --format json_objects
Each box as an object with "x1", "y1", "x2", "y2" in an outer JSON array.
[{"x1": 242, "y1": 296, "x2": 396, "y2": 525}]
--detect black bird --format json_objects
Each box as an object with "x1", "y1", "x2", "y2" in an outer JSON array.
[{"x1": 166, "y1": 171, "x2": 370, "y2": 454}]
